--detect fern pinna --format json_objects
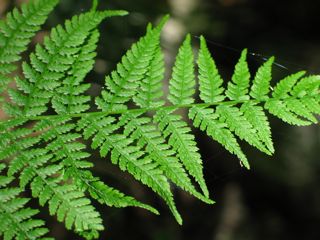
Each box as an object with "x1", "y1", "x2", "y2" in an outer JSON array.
[{"x1": 0, "y1": 0, "x2": 319, "y2": 239}]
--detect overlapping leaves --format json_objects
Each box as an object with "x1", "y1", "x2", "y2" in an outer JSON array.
[{"x1": 0, "y1": 1, "x2": 319, "y2": 239}]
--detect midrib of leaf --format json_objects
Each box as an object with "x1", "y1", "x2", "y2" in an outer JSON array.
[{"x1": 2, "y1": 95, "x2": 318, "y2": 124}]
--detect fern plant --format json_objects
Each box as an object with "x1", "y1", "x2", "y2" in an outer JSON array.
[{"x1": 0, "y1": 0, "x2": 319, "y2": 239}]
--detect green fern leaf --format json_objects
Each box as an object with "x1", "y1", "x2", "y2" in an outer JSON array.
[
  {"x1": 52, "y1": 30, "x2": 100, "y2": 114},
  {"x1": 0, "y1": 164, "x2": 52, "y2": 240},
  {"x1": 0, "y1": 8, "x2": 319, "y2": 237},
  {"x1": 0, "y1": 119, "x2": 104, "y2": 236},
  {"x1": 265, "y1": 99, "x2": 311, "y2": 126},
  {"x1": 168, "y1": 34, "x2": 196, "y2": 105},
  {"x1": 0, "y1": 121, "x2": 40, "y2": 167},
  {"x1": 35, "y1": 117, "x2": 158, "y2": 214},
  {"x1": 95, "y1": 16, "x2": 168, "y2": 111},
  {"x1": 20, "y1": 151, "x2": 103, "y2": 235},
  {"x1": 301, "y1": 97, "x2": 320, "y2": 115},
  {"x1": 240, "y1": 102, "x2": 274, "y2": 153},
  {"x1": 0, "y1": 0, "x2": 59, "y2": 99},
  {"x1": 65, "y1": 168, "x2": 159, "y2": 215},
  {"x1": 290, "y1": 75, "x2": 320, "y2": 98},
  {"x1": 226, "y1": 49, "x2": 250, "y2": 101},
  {"x1": 189, "y1": 106, "x2": 249, "y2": 169},
  {"x1": 5, "y1": 10, "x2": 126, "y2": 117},
  {"x1": 77, "y1": 115, "x2": 182, "y2": 224},
  {"x1": 267, "y1": 74, "x2": 319, "y2": 125},
  {"x1": 272, "y1": 71, "x2": 306, "y2": 98},
  {"x1": 120, "y1": 112, "x2": 212, "y2": 204},
  {"x1": 284, "y1": 99, "x2": 318, "y2": 123},
  {"x1": 154, "y1": 109, "x2": 209, "y2": 197},
  {"x1": 216, "y1": 105, "x2": 272, "y2": 155},
  {"x1": 133, "y1": 45, "x2": 165, "y2": 108},
  {"x1": 198, "y1": 36, "x2": 225, "y2": 103},
  {"x1": 250, "y1": 56, "x2": 274, "y2": 100}
]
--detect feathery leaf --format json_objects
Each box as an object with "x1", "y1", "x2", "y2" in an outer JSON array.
[
  {"x1": 198, "y1": 36, "x2": 225, "y2": 103},
  {"x1": 226, "y1": 49, "x2": 250, "y2": 101},
  {"x1": 168, "y1": 34, "x2": 196, "y2": 105},
  {"x1": 96, "y1": 16, "x2": 168, "y2": 111},
  {"x1": 0, "y1": 0, "x2": 59, "y2": 98}
]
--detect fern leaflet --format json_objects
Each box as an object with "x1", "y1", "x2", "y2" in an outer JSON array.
[{"x1": 0, "y1": 0, "x2": 59, "y2": 101}]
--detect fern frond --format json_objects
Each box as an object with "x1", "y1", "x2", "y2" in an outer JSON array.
[
  {"x1": 95, "y1": 16, "x2": 168, "y2": 111},
  {"x1": 0, "y1": 164, "x2": 52, "y2": 240},
  {"x1": 51, "y1": 30, "x2": 100, "y2": 114},
  {"x1": 198, "y1": 36, "x2": 225, "y2": 103},
  {"x1": 154, "y1": 109, "x2": 209, "y2": 197},
  {"x1": 265, "y1": 99, "x2": 311, "y2": 126},
  {"x1": 120, "y1": 112, "x2": 212, "y2": 204},
  {"x1": 0, "y1": 121, "x2": 40, "y2": 165},
  {"x1": 5, "y1": 10, "x2": 126, "y2": 117},
  {"x1": 240, "y1": 102, "x2": 274, "y2": 153},
  {"x1": 13, "y1": 147, "x2": 103, "y2": 235},
  {"x1": 216, "y1": 105, "x2": 271, "y2": 155},
  {"x1": 272, "y1": 71, "x2": 306, "y2": 98},
  {"x1": 250, "y1": 56, "x2": 274, "y2": 100},
  {"x1": 0, "y1": 119, "x2": 104, "y2": 236},
  {"x1": 189, "y1": 106, "x2": 249, "y2": 169},
  {"x1": 65, "y1": 168, "x2": 159, "y2": 214},
  {"x1": 77, "y1": 115, "x2": 182, "y2": 225},
  {"x1": 168, "y1": 34, "x2": 196, "y2": 105},
  {"x1": 0, "y1": 8, "x2": 319, "y2": 237},
  {"x1": 225, "y1": 49, "x2": 250, "y2": 101},
  {"x1": 0, "y1": 0, "x2": 59, "y2": 99},
  {"x1": 133, "y1": 45, "x2": 165, "y2": 108},
  {"x1": 35, "y1": 117, "x2": 158, "y2": 214},
  {"x1": 266, "y1": 74, "x2": 320, "y2": 125}
]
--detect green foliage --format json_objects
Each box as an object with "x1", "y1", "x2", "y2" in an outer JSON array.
[
  {"x1": 0, "y1": 1, "x2": 319, "y2": 239},
  {"x1": 168, "y1": 34, "x2": 196, "y2": 105},
  {"x1": 0, "y1": 0, "x2": 59, "y2": 102},
  {"x1": 0, "y1": 164, "x2": 51, "y2": 240},
  {"x1": 95, "y1": 16, "x2": 168, "y2": 111}
]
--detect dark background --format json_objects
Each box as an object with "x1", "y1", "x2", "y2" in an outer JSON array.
[{"x1": 1, "y1": 0, "x2": 320, "y2": 239}]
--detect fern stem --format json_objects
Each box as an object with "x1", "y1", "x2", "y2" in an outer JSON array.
[{"x1": 2, "y1": 96, "x2": 317, "y2": 124}]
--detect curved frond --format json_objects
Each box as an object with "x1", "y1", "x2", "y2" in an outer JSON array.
[{"x1": 35, "y1": 117, "x2": 158, "y2": 214}]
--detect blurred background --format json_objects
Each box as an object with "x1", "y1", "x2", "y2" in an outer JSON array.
[{"x1": 1, "y1": 0, "x2": 320, "y2": 239}]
